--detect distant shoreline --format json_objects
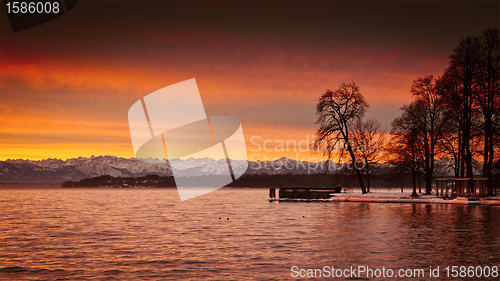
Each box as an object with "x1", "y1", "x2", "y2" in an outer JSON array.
[{"x1": 60, "y1": 174, "x2": 351, "y2": 188}]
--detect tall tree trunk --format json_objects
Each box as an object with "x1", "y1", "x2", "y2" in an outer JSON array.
[
  {"x1": 425, "y1": 158, "x2": 432, "y2": 194},
  {"x1": 465, "y1": 76, "x2": 474, "y2": 178},
  {"x1": 411, "y1": 146, "x2": 418, "y2": 197},
  {"x1": 457, "y1": 128, "x2": 463, "y2": 177},
  {"x1": 424, "y1": 137, "x2": 432, "y2": 194},
  {"x1": 400, "y1": 165, "x2": 404, "y2": 193},
  {"x1": 483, "y1": 119, "x2": 494, "y2": 196},
  {"x1": 459, "y1": 130, "x2": 466, "y2": 177},
  {"x1": 347, "y1": 142, "x2": 367, "y2": 194},
  {"x1": 411, "y1": 161, "x2": 417, "y2": 197},
  {"x1": 366, "y1": 163, "x2": 371, "y2": 192},
  {"x1": 418, "y1": 171, "x2": 421, "y2": 193},
  {"x1": 428, "y1": 154, "x2": 435, "y2": 195}
]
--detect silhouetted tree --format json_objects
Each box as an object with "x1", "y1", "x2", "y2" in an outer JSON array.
[
  {"x1": 391, "y1": 102, "x2": 426, "y2": 197},
  {"x1": 409, "y1": 75, "x2": 449, "y2": 194},
  {"x1": 313, "y1": 82, "x2": 368, "y2": 194},
  {"x1": 351, "y1": 118, "x2": 388, "y2": 192}
]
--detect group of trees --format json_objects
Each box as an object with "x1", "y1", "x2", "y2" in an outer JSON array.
[
  {"x1": 314, "y1": 28, "x2": 499, "y2": 196},
  {"x1": 391, "y1": 75, "x2": 448, "y2": 196}
]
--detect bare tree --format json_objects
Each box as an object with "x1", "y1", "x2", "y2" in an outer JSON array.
[
  {"x1": 313, "y1": 82, "x2": 368, "y2": 194},
  {"x1": 351, "y1": 118, "x2": 388, "y2": 192},
  {"x1": 391, "y1": 102, "x2": 426, "y2": 197},
  {"x1": 408, "y1": 75, "x2": 449, "y2": 194}
]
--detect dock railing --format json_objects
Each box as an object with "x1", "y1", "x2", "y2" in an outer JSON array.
[{"x1": 435, "y1": 178, "x2": 489, "y2": 198}]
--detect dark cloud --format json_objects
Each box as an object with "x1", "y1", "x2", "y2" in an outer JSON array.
[{"x1": 2, "y1": 1, "x2": 498, "y2": 55}]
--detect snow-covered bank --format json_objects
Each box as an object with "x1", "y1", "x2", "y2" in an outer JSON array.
[{"x1": 331, "y1": 192, "x2": 500, "y2": 205}]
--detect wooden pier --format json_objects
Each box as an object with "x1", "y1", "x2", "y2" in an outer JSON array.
[{"x1": 269, "y1": 186, "x2": 341, "y2": 200}]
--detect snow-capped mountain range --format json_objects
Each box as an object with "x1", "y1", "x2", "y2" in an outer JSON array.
[
  {"x1": 1, "y1": 155, "x2": 465, "y2": 184},
  {"x1": 0, "y1": 156, "x2": 334, "y2": 183}
]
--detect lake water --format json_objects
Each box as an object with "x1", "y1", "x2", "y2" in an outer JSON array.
[{"x1": 1, "y1": 188, "x2": 499, "y2": 280}]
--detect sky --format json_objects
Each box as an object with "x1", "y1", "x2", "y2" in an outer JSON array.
[{"x1": 1, "y1": 1, "x2": 499, "y2": 161}]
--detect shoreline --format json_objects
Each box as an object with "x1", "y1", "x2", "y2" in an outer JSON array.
[
  {"x1": 271, "y1": 191, "x2": 500, "y2": 205},
  {"x1": 330, "y1": 194, "x2": 500, "y2": 205}
]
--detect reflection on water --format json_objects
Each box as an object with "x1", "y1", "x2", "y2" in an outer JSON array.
[{"x1": 0, "y1": 188, "x2": 499, "y2": 280}]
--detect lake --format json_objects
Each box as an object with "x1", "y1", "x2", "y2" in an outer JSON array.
[{"x1": 1, "y1": 188, "x2": 499, "y2": 280}]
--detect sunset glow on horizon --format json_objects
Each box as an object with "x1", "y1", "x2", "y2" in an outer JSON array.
[{"x1": 1, "y1": 1, "x2": 498, "y2": 161}]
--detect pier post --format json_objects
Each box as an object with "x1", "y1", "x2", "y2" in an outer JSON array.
[
  {"x1": 269, "y1": 187, "x2": 276, "y2": 199},
  {"x1": 445, "y1": 179, "x2": 448, "y2": 197},
  {"x1": 472, "y1": 179, "x2": 476, "y2": 197}
]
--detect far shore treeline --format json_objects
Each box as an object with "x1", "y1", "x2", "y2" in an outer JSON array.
[
  {"x1": 62, "y1": 174, "x2": 345, "y2": 188},
  {"x1": 61, "y1": 173, "x2": 404, "y2": 189}
]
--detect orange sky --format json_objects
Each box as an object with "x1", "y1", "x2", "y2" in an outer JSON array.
[{"x1": 1, "y1": 1, "x2": 498, "y2": 161}]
